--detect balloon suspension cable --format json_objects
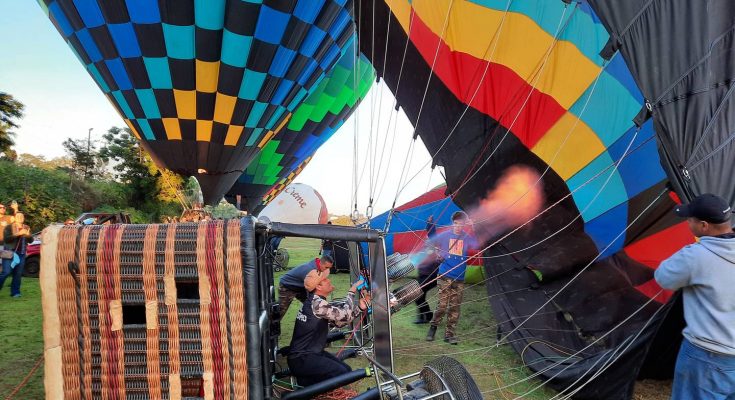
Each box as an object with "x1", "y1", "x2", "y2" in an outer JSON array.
[
  {"x1": 388, "y1": 0, "x2": 455, "y2": 218},
  {"x1": 391, "y1": 0, "x2": 516, "y2": 198}
]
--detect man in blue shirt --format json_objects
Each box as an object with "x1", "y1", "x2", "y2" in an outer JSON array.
[
  {"x1": 654, "y1": 193, "x2": 735, "y2": 399},
  {"x1": 278, "y1": 254, "x2": 334, "y2": 319},
  {"x1": 426, "y1": 211, "x2": 478, "y2": 344}
]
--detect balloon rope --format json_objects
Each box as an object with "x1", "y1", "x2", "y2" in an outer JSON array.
[
  {"x1": 479, "y1": 289, "x2": 666, "y2": 397},
  {"x1": 548, "y1": 300, "x2": 672, "y2": 400},
  {"x1": 387, "y1": 0, "x2": 456, "y2": 222}
]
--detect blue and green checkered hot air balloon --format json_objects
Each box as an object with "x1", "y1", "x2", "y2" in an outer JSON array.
[{"x1": 39, "y1": 0, "x2": 360, "y2": 204}]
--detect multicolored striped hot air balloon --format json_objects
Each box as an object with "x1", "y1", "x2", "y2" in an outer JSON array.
[
  {"x1": 39, "y1": 0, "x2": 357, "y2": 204},
  {"x1": 358, "y1": 1, "x2": 733, "y2": 398},
  {"x1": 227, "y1": 39, "x2": 375, "y2": 213}
]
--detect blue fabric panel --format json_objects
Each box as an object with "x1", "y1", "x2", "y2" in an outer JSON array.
[
  {"x1": 269, "y1": 46, "x2": 297, "y2": 78},
  {"x1": 135, "y1": 89, "x2": 161, "y2": 118},
  {"x1": 143, "y1": 57, "x2": 173, "y2": 89},
  {"x1": 111, "y1": 91, "x2": 134, "y2": 118},
  {"x1": 287, "y1": 87, "x2": 309, "y2": 111},
  {"x1": 272, "y1": 80, "x2": 294, "y2": 105},
  {"x1": 48, "y1": 2, "x2": 74, "y2": 37},
  {"x1": 76, "y1": 28, "x2": 102, "y2": 62},
  {"x1": 265, "y1": 106, "x2": 287, "y2": 129},
  {"x1": 105, "y1": 58, "x2": 133, "y2": 90},
  {"x1": 567, "y1": 151, "x2": 629, "y2": 222},
  {"x1": 108, "y1": 23, "x2": 142, "y2": 58},
  {"x1": 296, "y1": 59, "x2": 319, "y2": 86},
  {"x1": 568, "y1": 70, "x2": 641, "y2": 146},
  {"x1": 221, "y1": 30, "x2": 253, "y2": 68},
  {"x1": 163, "y1": 24, "x2": 195, "y2": 59},
  {"x1": 126, "y1": 0, "x2": 161, "y2": 24},
  {"x1": 245, "y1": 102, "x2": 268, "y2": 128},
  {"x1": 72, "y1": 0, "x2": 105, "y2": 28},
  {"x1": 300, "y1": 28, "x2": 326, "y2": 58},
  {"x1": 328, "y1": 10, "x2": 351, "y2": 40},
  {"x1": 87, "y1": 64, "x2": 110, "y2": 92},
  {"x1": 293, "y1": 134, "x2": 319, "y2": 161},
  {"x1": 319, "y1": 44, "x2": 340, "y2": 70},
  {"x1": 468, "y1": 0, "x2": 609, "y2": 66},
  {"x1": 294, "y1": 0, "x2": 325, "y2": 23},
  {"x1": 246, "y1": 127, "x2": 264, "y2": 146},
  {"x1": 604, "y1": 53, "x2": 644, "y2": 104},
  {"x1": 608, "y1": 121, "x2": 666, "y2": 199},
  {"x1": 254, "y1": 6, "x2": 289, "y2": 45},
  {"x1": 239, "y1": 70, "x2": 267, "y2": 100},
  {"x1": 583, "y1": 201, "x2": 627, "y2": 257},
  {"x1": 137, "y1": 119, "x2": 156, "y2": 140},
  {"x1": 195, "y1": 0, "x2": 226, "y2": 30}
]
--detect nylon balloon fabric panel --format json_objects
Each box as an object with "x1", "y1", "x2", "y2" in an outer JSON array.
[
  {"x1": 357, "y1": 1, "x2": 699, "y2": 398},
  {"x1": 40, "y1": 0, "x2": 356, "y2": 204},
  {"x1": 227, "y1": 42, "x2": 375, "y2": 213}
]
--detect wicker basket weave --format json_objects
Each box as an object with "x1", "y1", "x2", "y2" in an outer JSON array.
[{"x1": 41, "y1": 221, "x2": 250, "y2": 400}]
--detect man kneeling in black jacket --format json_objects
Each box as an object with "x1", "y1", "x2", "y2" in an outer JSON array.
[{"x1": 287, "y1": 270, "x2": 369, "y2": 387}]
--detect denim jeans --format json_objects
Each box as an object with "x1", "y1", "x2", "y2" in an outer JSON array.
[
  {"x1": 0, "y1": 253, "x2": 25, "y2": 296},
  {"x1": 672, "y1": 338, "x2": 735, "y2": 400}
]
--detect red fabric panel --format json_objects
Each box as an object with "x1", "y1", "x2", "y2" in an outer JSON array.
[
  {"x1": 409, "y1": 14, "x2": 566, "y2": 148},
  {"x1": 396, "y1": 185, "x2": 448, "y2": 212},
  {"x1": 624, "y1": 222, "x2": 694, "y2": 269},
  {"x1": 635, "y1": 279, "x2": 673, "y2": 304}
]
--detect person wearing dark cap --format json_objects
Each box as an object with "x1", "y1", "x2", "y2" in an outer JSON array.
[
  {"x1": 277, "y1": 254, "x2": 334, "y2": 320},
  {"x1": 286, "y1": 270, "x2": 368, "y2": 388},
  {"x1": 654, "y1": 193, "x2": 735, "y2": 399}
]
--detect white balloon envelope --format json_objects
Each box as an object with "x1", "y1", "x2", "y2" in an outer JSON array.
[{"x1": 258, "y1": 183, "x2": 329, "y2": 225}]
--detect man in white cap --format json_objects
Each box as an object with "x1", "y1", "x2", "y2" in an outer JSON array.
[
  {"x1": 286, "y1": 270, "x2": 368, "y2": 387},
  {"x1": 654, "y1": 193, "x2": 735, "y2": 399}
]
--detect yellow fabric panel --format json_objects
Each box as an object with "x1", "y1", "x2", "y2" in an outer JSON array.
[
  {"x1": 173, "y1": 90, "x2": 196, "y2": 120},
  {"x1": 124, "y1": 119, "x2": 141, "y2": 140},
  {"x1": 224, "y1": 125, "x2": 244, "y2": 146},
  {"x1": 196, "y1": 60, "x2": 219, "y2": 93},
  {"x1": 257, "y1": 114, "x2": 291, "y2": 148},
  {"x1": 531, "y1": 112, "x2": 605, "y2": 180},
  {"x1": 213, "y1": 93, "x2": 237, "y2": 124},
  {"x1": 392, "y1": 0, "x2": 600, "y2": 109},
  {"x1": 162, "y1": 118, "x2": 182, "y2": 140},
  {"x1": 196, "y1": 120, "x2": 213, "y2": 142},
  {"x1": 385, "y1": 0, "x2": 413, "y2": 32}
]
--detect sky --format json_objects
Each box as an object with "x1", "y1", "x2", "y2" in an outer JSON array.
[{"x1": 0, "y1": 1, "x2": 444, "y2": 216}]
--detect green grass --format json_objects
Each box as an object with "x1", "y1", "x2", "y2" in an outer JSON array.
[
  {"x1": 0, "y1": 278, "x2": 45, "y2": 399},
  {"x1": 1, "y1": 237, "x2": 556, "y2": 399}
]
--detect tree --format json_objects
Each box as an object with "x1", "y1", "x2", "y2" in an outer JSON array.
[
  {"x1": 62, "y1": 137, "x2": 105, "y2": 180},
  {"x1": 99, "y1": 126, "x2": 184, "y2": 218},
  {"x1": 17, "y1": 153, "x2": 73, "y2": 170},
  {"x1": 0, "y1": 92, "x2": 24, "y2": 157}
]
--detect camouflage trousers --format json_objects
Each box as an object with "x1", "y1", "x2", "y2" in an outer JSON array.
[
  {"x1": 278, "y1": 284, "x2": 306, "y2": 320},
  {"x1": 431, "y1": 278, "x2": 464, "y2": 338}
]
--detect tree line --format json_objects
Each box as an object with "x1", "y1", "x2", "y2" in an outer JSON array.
[{"x1": 1, "y1": 91, "x2": 189, "y2": 231}]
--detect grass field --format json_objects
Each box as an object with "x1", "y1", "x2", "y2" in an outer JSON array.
[{"x1": 0, "y1": 236, "x2": 669, "y2": 399}]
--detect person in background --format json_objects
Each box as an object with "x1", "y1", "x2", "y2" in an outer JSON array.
[
  {"x1": 278, "y1": 254, "x2": 334, "y2": 319},
  {"x1": 64, "y1": 218, "x2": 75, "y2": 226},
  {"x1": 654, "y1": 193, "x2": 735, "y2": 399},
  {"x1": 321, "y1": 221, "x2": 335, "y2": 259},
  {"x1": 413, "y1": 215, "x2": 441, "y2": 324},
  {"x1": 287, "y1": 270, "x2": 368, "y2": 388},
  {"x1": 425, "y1": 215, "x2": 437, "y2": 239},
  {"x1": 0, "y1": 204, "x2": 12, "y2": 243},
  {"x1": 0, "y1": 212, "x2": 33, "y2": 298},
  {"x1": 426, "y1": 211, "x2": 478, "y2": 344}
]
